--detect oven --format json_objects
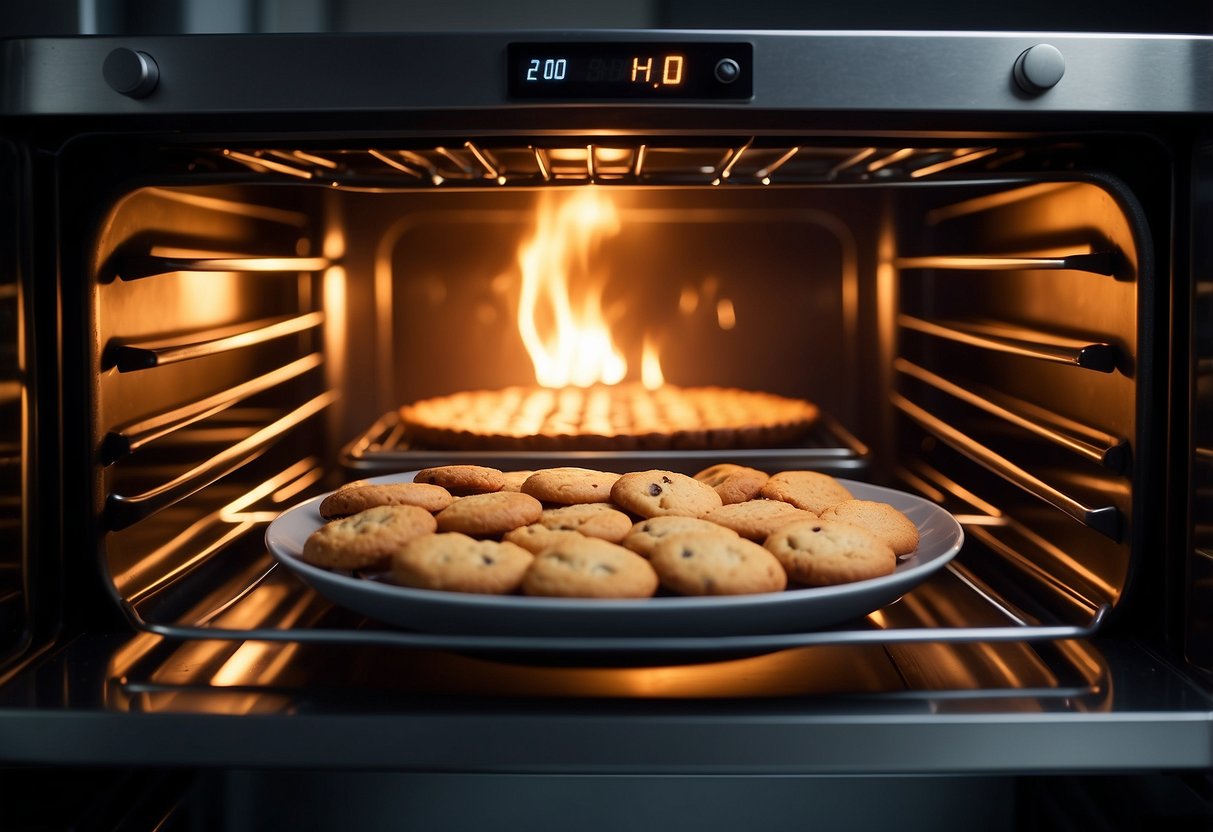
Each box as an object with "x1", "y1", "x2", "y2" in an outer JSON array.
[{"x1": 1, "y1": 30, "x2": 1211, "y2": 830}]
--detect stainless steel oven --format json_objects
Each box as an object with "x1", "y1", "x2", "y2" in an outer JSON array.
[{"x1": 1, "y1": 30, "x2": 1211, "y2": 830}]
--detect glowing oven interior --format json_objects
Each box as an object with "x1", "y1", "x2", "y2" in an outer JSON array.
[{"x1": 77, "y1": 136, "x2": 1145, "y2": 694}]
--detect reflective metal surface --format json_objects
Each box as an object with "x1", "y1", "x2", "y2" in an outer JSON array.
[
  {"x1": 0, "y1": 628, "x2": 1209, "y2": 773},
  {"x1": 4, "y1": 33, "x2": 1213, "y2": 117}
]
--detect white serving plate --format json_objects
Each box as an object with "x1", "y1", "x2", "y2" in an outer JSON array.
[{"x1": 265, "y1": 473, "x2": 964, "y2": 638}]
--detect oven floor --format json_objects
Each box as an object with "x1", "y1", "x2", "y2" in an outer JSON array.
[{"x1": 0, "y1": 633, "x2": 1210, "y2": 777}]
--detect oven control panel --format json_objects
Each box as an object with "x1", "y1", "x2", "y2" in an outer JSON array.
[{"x1": 507, "y1": 42, "x2": 752, "y2": 101}]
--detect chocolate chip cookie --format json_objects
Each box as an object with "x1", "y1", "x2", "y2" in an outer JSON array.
[
  {"x1": 650, "y1": 532, "x2": 788, "y2": 595},
  {"x1": 391, "y1": 532, "x2": 534, "y2": 594},
  {"x1": 521, "y1": 536, "x2": 659, "y2": 599},
  {"x1": 759, "y1": 470, "x2": 854, "y2": 513},
  {"x1": 414, "y1": 464, "x2": 506, "y2": 495},
  {"x1": 622, "y1": 515, "x2": 739, "y2": 558},
  {"x1": 693, "y1": 463, "x2": 770, "y2": 505},
  {"x1": 820, "y1": 499, "x2": 921, "y2": 556},
  {"x1": 301, "y1": 504, "x2": 437, "y2": 571},
  {"x1": 319, "y1": 482, "x2": 454, "y2": 519},
  {"x1": 610, "y1": 469, "x2": 723, "y2": 518},
  {"x1": 520, "y1": 467, "x2": 621, "y2": 505},
  {"x1": 763, "y1": 518, "x2": 895, "y2": 586},
  {"x1": 435, "y1": 491, "x2": 543, "y2": 537}
]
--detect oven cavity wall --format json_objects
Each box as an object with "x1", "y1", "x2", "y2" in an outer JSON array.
[
  {"x1": 78, "y1": 156, "x2": 333, "y2": 631},
  {"x1": 889, "y1": 173, "x2": 1153, "y2": 635}
]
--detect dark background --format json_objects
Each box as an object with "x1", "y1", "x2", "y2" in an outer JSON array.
[{"x1": 2, "y1": 0, "x2": 1212, "y2": 35}]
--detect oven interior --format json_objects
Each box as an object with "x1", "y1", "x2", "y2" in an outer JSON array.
[{"x1": 2, "y1": 129, "x2": 1173, "y2": 707}]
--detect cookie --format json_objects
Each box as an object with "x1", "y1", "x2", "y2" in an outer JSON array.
[
  {"x1": 763, "y1": 519, "x2": 895, "y2": 586},
  {"x1": 520, "y1": 467, "x2": 620, "y2": 505},
  {"x1": 500, "y1": 470, "x2": 535, "y2": 492},
  {"x1": 301, "y1": 505, "x2": 437, "y2": 571},
  {"x1": 703, "y1": 499, "x2": 816, "y2": 540},
  {"x1": 391, "y1": 532, "x2": 533, "y2": 594},
  {"x1": 622, "y1": 515, "x2": 739, "y2": 558},
  {"x1": 503, "y1": 524, "x2": 589, "y2": 554},
  {"x1": 759, "y1": 470, "x2": 854, "y2": 513},
  {"x1": 521, "y1": 536, "x2": 659, "y2": 599},
  {"x1": 650, "y1": 532, "x2": 788, "y2": 595},
  {"x1": 435, "y1": 491, "x2": 543, "y2": 537},
  {"x1": 319, "y1": 482, "x2": 453, "y2": 519},
  {"x1": 693, "y1": 463, "x2": 770, "y2": 505},
  {"x1": 414, "y1": 464, "x2": 505, "y2": 495},
  {"x1": 820, "y1": 499, "x2": 921, "y2": 556},
  {"x1": 537, "y1": 503, "x2": 634, "y2": 543},
  {"x1": 610, "y1": 469, "x2": 723, "y2": 518}
]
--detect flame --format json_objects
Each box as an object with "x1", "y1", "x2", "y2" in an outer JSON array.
[{"x1": 517, "y1": 190, "x2": 645, "y2": 388}]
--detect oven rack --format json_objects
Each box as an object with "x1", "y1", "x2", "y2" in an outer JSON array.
[
  {"x1": 134, "y1": 593, "x2": 1110, "y2": 662},
  {"x1": 207, "y1": 140, "x2": 1044, "y2": 189},
  {"x1": 339, "y1": 409, "x2": 871, "y2": 477},
  {"x1": 113, "y1": 454, "x2": 1113, "y2": 663}
]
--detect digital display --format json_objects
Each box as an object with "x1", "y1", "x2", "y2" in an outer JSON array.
[{"x1": 508, "y1": 42, "x2": 752, "y2": 100}]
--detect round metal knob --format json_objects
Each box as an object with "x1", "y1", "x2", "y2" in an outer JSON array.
[
  {"x1": 103, "y1": 48, "x2": 160, "y2": 98},
  {"x1": 1013, "y1": 44, "x2": 1065, "y2": 93},
  {"x1": 714, "y1": 58, "x2": 741, "y2": 84}
]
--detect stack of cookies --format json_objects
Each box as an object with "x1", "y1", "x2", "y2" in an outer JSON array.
[{"x1": 299, "y1": 463, "x2": 920, "y2": 600}]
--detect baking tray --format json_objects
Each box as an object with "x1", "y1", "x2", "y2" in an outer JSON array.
[{"x1": 340, "y1": 409, "x2": 870, "y2": 477}]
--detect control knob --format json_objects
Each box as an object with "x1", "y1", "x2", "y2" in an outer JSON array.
[
  {"x1": 103, "y1": 48, "x2": 160, "y2": 98},
  {"x1": 1013, "y1": 44, "x2": 1065, "y2": 94}
]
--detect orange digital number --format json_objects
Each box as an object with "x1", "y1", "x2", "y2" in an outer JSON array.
[
  {"x1": 631, "y1": 57, "x2": 653, "y2": 82},
  {"x1": 662, "y1": 55, "x2": 684, "y2": 85}
]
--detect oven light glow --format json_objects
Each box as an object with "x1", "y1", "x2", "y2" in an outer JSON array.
[
  {"x1": 716, "y1": 298, "x2": 737, "y2": 330},
  {"x1": 678, "y1": 286, "x2": 699, "y2": 316}
]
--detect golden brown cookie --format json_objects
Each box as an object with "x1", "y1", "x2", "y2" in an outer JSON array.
[
  {"x1": 414, "y1": 464, "x2": 505, "y2": 495},
  {"x1": 622, "y1": 515, "x2": 739, "y2": 558},
  {"x1": 500, "y1": 470, "x2": 535, "y2": 492},
  {"x1": 693, "y1": 463, "x2": 770, "y2": 505},
  {"x1": 503, "y1": 524, "x2": 589, "y2": 554},
  {"x1": 319, "y1": 482, "x2": 454, "y2": 519},
  {"x1": 650, "y1": 532, "x2": 788, "y2": 596},
  {"x1": 763, "y1": 519, "x2": 895, "y2": 586},
  {"x1": 520, "y1": 467, "x2": 621, "y2": 505},
  {"x1": 820, "y1": 499, "x2": 921, "y2": 556},
  {"x1": 537, "y1": 503, "x2": 634, "y2": 543},
  {"x1": 609, "y1": 469, "x2": 723, "y2": 518},
  {"x1": 703, "y1": 499, "x2": 817, "y2": 541},
  {"x1": 435, "y1": 491, "x2": 543, "y2": 537},
  {"x1": 301, "y1": 505, "x2": 437, "y2": 571},
  {"x1": 521, "y1": 536, "x2": 659, "y2": 599},
  {"x1": 391, "y1": 532, "x2": 533, "y2": 594},
  {"x1": 759, "y1": 470, "x2": 854, "y2": 513}
]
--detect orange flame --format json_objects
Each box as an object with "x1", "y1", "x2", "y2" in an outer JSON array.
[{"x1": 517, "y1": 190, "x2": 652, "y2": 388}]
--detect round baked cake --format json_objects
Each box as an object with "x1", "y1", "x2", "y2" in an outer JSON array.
[{"x1": 398, "y1": 383, "x2": 820, "y2": 451}]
